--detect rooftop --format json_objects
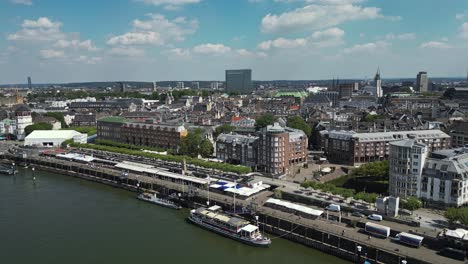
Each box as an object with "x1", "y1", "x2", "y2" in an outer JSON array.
[{"x1": 98, "y1": 116, "x2": 129, "y2": 124}]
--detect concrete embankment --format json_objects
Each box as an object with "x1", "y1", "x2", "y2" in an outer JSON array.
[{"x1": 4, "y1": 155, "x2": 457, "y2": 264}]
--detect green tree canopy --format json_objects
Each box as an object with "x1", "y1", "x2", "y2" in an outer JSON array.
[
  {"x1": 445, "y1": 207, "x2": 468, "y2": 226},
  {"x1": 25, "y1": 122, "x2": 53, "y2": 136},
  {"x1": 401, "y1": 197, "x2": 422, "y2": 211},
  {"x1": 255, "y1": 113, "x2": 278, "y2": 130},
  {"x1": 214, "y1": 124, "x2": 236, "y2": 138},
  {"x1": 350, "y1": 161, "x2": 389, "y2": 179},
  {"x1": 287, "y1": 115, "x2": 312, "y2": 136},
  {"x1": 199, "y1": 139, "x2": 214, "y2": 158},
  {"x1": 179, "y1": 128, "x2": 207, "y2": 158},
  {"x1": 45, "y1": 112, "x2": 68, "y2": 128}
]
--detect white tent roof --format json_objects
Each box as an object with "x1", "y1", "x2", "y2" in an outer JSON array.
[
  {"x1": 266, "y1": 198, "x2": 323, "y2": 217},
  {"x1": 25, "y1": 130, "x2": 82, "y2": 140}
]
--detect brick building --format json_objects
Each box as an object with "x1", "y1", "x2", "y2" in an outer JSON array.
[
  {"x1": 121, "y1": 120, "x2": 187, "y2": 151},
  {"x1": 325, "y1": 130, "x2": 451, "y2": 166},
  {"x1": 216, "y1": 123, "x2": 308, "y2": 175}
]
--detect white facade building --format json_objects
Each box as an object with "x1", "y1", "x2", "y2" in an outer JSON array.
[
  {"x1": 421, "y1": 148, "x2": 468, "y2": 207},
  {"x1": 389, "y1": 139, "x2": 428, "y2": 198},
  {"x1": 14, "y1": 105, "x2": 33, "y2": 140}
]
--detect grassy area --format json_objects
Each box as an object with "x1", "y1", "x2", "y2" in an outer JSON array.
[
  {"x1": 69, "y1": 142, "x2": 251, "y2": 175},
  {"x1": 329, "y1": 175, "x2": 389, "y2": 194},
  {"x1": 300, "y1": 181, "x2": 379, "y2": 203},
  {"x1": 95, "y1": 139, "x2": 166, "y2": 153}
]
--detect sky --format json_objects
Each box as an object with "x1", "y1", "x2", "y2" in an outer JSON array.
[{"x1": 0, "y1": 0, "x2": 468, "y2": 84}]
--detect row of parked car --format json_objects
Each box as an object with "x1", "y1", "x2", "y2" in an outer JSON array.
[{"x1": 325, "y1": 204, "x2": 383, "y2": 221}]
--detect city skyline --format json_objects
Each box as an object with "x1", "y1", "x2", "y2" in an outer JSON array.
[{"x1": 1, "y1": 0, "x2": 468, "y2": 83}]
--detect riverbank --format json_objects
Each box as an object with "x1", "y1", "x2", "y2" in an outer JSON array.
[{"x1": 3, "y1": 154, "x2": 462, "y2": 264}]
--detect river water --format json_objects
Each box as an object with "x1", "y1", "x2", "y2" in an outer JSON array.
[{"x1": 0, "y1": 169, "x2": 348, "y2": 264}]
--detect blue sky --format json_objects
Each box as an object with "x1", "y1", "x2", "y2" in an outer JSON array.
[{"x1": 0, "y1": 0, "x2": 467, "y2": 83}]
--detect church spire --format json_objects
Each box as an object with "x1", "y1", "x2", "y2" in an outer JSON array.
[{"x1": 374, "y1": 67, "x2": 381, "y2": 81}]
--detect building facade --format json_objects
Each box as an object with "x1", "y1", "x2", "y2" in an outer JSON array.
[
  {"x1": 121, "y1": 121, "x2": 187, "y2": 151},
  {"x1": 257, "y1": 123, "x2": 308, "y2": 175},
  {"x1": 225, "y1": 69, "x2": 252, "y2": 94},
  {"x1": 421, "y1": 148, "x2": 468, "y2": 207},
  {"x1": 14, "y1": 104, "x2": 33, "y2": 140},
  {"x1": 325, "y1": 130, "x2": 451, "y2": 165},
  {"x1": 216, "y1": 134, "x2": 258, "y2": 168},
  {"x1": 416, "y1": 71, "x2": 428, "y2": 92},
  {"x1": 97, "y1": 116, "x2": 129, "y2": 142},
  {"x1": 389, "y1": 139, "x2": 428, "y2": 198}
]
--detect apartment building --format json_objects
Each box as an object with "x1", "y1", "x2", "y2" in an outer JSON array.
[
  {"x1": 216, "y1": 134, "x2": 258, "y2": 168},
  {"x1": 325, "y1": 130, "x2": 451, "y2": 166},
  {"x1": 388, "y1": 138, "x2": 428, "y2": 198}
]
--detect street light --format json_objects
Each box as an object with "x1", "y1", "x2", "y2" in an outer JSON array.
[{"x1": 401, "y1": 260, "x2": 407, "y2": 264}]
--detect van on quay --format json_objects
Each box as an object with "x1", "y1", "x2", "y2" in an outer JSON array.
[
  {"x1": 325, "y1": 204, "x2": 340, "y2": 212},
  {"x1": 367, "y1": 214, "x2": 383, "y2": 221}
]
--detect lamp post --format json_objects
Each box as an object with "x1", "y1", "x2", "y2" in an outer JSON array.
[
  {"x1": 401, "y1": 260, "x2": 407, "y2": 264},
  {"x1": 356, "y1": 245, "x2": 362, "y2": 264}
]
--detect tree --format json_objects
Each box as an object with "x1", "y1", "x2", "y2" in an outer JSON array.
[
  {"x1": 255, "y1": 113, "x2": 277, "y2": 130},
  {"x1": 199, "y1": 139, "x2": 214, "y2": 158},
  {"x1": 401, "y1": 197, "x2": 422, "y2": 211},
  {"x1": 214, "y1": 124, "x2": 236, "y2": 138},
  {"x1": 25, "y1": 123, "x2": 53, "y2": 136},
  {"x1": 287, "y1": 116, "x2": 312, "y2": 136},
  {"x1": 45, "y1": 112, "x2": 68, "y2": 128},
  {"x1": 350, "y1": 161, "x2": 389, "y2": 179},
  {"x1": 445, "y1": 207, "x2": 468, "y2": 226},
  {"x1": 179, "y1": 128, "x2": 204, "y2": 157}
]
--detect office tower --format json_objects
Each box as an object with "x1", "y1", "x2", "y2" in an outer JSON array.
[
  {"x1": 416, "y1": 72, "x2": 428, "y2": 92},
  {"x1": 152, "y1": 82, "x2": 157, "y2": 92},
  {"x1": 176, "y1": 82, "x2": 184, "y2": 89},
  {"x1": 27, "y1": 76, "x2": 32, "y2": 90},
  {"x1": 225, "y1": 69, "x2": 252, "y2": 93},
  {"x1": 375, "y1": 68, "x2": 383, "y2": 98},
  {"x1": 119, "y1": 82, "x2": 127, "y2": 93},
  {"x1": 192, "y1": 81, "x2": 200, "y2": 89},
  {"x1": 338, "y1": 83, "x2": 354, "y2": 99}
]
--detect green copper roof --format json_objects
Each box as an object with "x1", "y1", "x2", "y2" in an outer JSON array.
[
  {"x1": 275, "y1": 91, "x2": 308, "y2": 98},
  {"x1": 98, "y1": 116, "x2": 129, "y2": 123}
]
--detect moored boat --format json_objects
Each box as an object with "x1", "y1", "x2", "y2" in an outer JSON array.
[
  {"x1": 137, "y1": 191, "x2": 181, "y2": 210},
  {"x1": 188, "y1": 205, "x2": 271, "y2": 247}
]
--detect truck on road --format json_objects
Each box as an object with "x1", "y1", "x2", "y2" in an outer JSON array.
[
  {"x1": 365, "y1": 222, "x2": 390, "y2": 238},
  {"x1": 394, "y1": 232, "x2": 424, "y2": 248}
]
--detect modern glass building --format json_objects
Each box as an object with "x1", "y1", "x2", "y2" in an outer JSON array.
[{"x1": 225, "y1": 69, "x2": 252, "y2": 93}]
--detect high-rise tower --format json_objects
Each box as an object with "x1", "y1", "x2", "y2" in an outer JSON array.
[{"x1": 375, "y1": 67, "x2": 383, "y2": 98}]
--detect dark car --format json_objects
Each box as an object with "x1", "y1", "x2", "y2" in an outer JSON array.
[{"x1": 351, "y1": 212, "x2": 366, "y2": 218}]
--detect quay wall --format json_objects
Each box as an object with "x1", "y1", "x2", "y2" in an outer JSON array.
[{"x1": 6, "y1": 155, "x2": 432, "y2": 264}]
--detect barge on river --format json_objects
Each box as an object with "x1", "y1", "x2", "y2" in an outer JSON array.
[{"x1": 188, "y1": 205, "x2": 271, "y2": 247}]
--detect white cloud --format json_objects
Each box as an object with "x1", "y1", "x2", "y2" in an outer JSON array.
[
  {"x1": 258, "y1": 27, "x2": 344, "y2": 50},
  {"x1": 343, "y1": 40, "x2": 387, "y2": 54},
  {"x1": 10, "y1": 0, "x2": 32, "y2": 5},
  {"x1": 260, "y1": 4, "x2": 382, "y2": 33},
  {"x1": 75, "y1": 56, "x2": 102, "y2": 64},
  {"x1": 8, "y1": 17, "x2": 64, "y2": 41},
  {"x1": 108, "y1": 47, "x2": 145, "y2": 57},
  {"x1": 54, "y1": 39, "x2": 98, "y2": 51},
  {"x1": 193, "y1": 43, "x2": 231, "y2": 54},
  {"x1": 139, "y1": 0, "x2": 200, "y2": 9},
  {"x1": 107, "y1": 14, "x2": 198, "y2": 46},
  {"x1": 258, "y1": 37, "x2": 307, "y2": 50},
  {"x1": 107, "y1": 32, "x2": 162, "y2": 46},
  {"x1": 456, "y1": 11, "x2": 468, "y2": 20},
  {"x1": 419, "y1": 41, "x2": 452, "y2": 49},
  {"x1": 384, "y1": 33, "x2": 415, "y2": 40},
  {"x1": 40, "y1": 49, "x2": 65, "y2": 59},
  {"x1": 459, "y1": 23, "x2": 468, "y2": 39},
  {"x1": 164, "y1": 48, "x2": 191, "y2": 58}
]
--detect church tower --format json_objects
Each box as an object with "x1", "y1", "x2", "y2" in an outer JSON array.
[{"x1": 374, "y1": 67, "x2": 383, "y2": 98}]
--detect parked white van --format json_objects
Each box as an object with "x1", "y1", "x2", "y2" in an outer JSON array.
[
  {"x1": 368, "y1": 214, "x2": 383, "y2": 221},
  {"x1": 325, "y1": 204, "x2": 341, "y2": 212}
]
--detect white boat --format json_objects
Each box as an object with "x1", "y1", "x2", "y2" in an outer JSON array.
[
  {"x1": 137, "y1": 191, "x2": 181, "y2": 210},
  {"x1": 188, "y1": 205, "x2": 271, "y2": 247}
]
